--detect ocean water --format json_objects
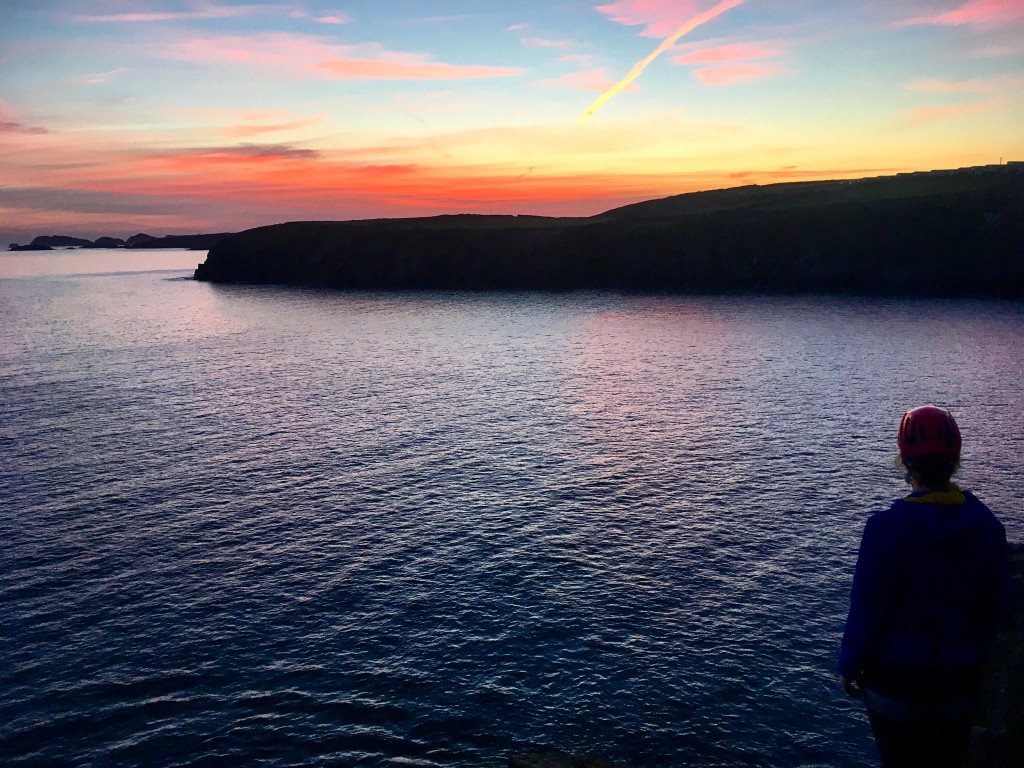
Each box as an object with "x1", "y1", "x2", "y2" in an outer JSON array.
[{"x1": 2, "y1": 249, "x2": 1022, "y2": 768}]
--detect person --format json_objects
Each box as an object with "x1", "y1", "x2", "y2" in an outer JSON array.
[{"x1": 838, "y1": 405, "x2": 1011, "y2": 768}]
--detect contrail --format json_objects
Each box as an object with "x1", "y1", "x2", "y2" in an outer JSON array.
[{"x1": 579, "y1": 0, "x2": 745, "y2": 124}]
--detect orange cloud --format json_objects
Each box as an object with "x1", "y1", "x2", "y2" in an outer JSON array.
[
  {"x1": 898, "y1": 0, "x2": 1024, "y2": 27},
  {"x1": 692, "y1": 63, "x2": 784, "y2": 86},
  {"x1": 2, "y1": 127, "x2": 923, "y2": 233}
]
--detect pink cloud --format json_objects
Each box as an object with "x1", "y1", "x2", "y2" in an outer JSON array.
[
  {"x1": 898, "y1": 0, "x2": 1024, "y2": 27},
  {"x1": 73, "y1": 3, "x2": 286, "y2": 23},
  {"x1": 318, "y1": 59, "x2": 520, "y2": 80},
  {"x1": 163, "y1": 33, "x2": 521, "y2": 80},
  {"x1": 75, "y1": 67, "x2": 128, "y2": 85},
  {"x1": 0, "y1": 100, "x2": 48, "y2": 135},
  {"x1": 315, "y1": 13, "x2": 352, "y2": 25},
  {"x1": 540, "y1": 68, "x2": 632, "y2": 92},
  {"x1": 692, "y1": 63, "x2": 785, "y2": 85},
  {"x1": 520, "y1": 37, "x2": 576, "y2": 49},
  {"x1": 906, "y1": 74, "x2": 1024, "y2": 93},
  {"x1": 560, "y1": 53, "x2": 596, "y2": 64},
  {"x1": 673, "y1": 42, "x2": 779, "y2": 64},
  {"x1": 0, "y1": 121, "x2": 49, "y2": 135},
  {"x1": 222, "y1": 118, "x2": 325, "y2": 137},
  {"x1": 900, "y1": 100, "x2": 996, "y2": 124},
  {"x1": 155, "y1": 144, "x2": 321, "y2": 162},
  {"x1": 595, "y1": 0, "x2": 721, "y2": 37}
]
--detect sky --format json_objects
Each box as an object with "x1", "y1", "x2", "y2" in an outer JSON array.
[{"x1": 1, "y1": 0, "x2": 1023, "y2": 242}]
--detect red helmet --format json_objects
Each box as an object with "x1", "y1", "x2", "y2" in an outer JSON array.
[{"x1": 898, "y1": 405, "x2": 962, "y2": 459}]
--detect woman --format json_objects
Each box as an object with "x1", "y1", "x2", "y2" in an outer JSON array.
[{"x1": 839, "y1": 405, "x2": 1010, "y2": 767}]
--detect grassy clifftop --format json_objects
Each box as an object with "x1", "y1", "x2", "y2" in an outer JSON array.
[{"x1": 195, "y1": 167, "x2": 1024, "y2": 296}]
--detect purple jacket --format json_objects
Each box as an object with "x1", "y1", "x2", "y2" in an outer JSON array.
[{"x1": 839, "y1": 488, "x2": 1010, "y2": 700}]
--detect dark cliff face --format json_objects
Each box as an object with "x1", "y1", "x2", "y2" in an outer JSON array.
[{"x1": 195, "y1": 170, "x2": 1024, "y2": 297}]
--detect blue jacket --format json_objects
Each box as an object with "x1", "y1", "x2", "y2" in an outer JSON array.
[{"x1": 839, "y1": 488, "x2": 1010, "y2": 701}]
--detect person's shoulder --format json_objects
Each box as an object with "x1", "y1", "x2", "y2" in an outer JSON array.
[
  {"x1": 962, "y1": 490, "x2": 1007, "y2": 533},
  {"x1": 868, "y1": 498, "x2": 911, "y2": 522},
  {"x1": 863, "y1": 499, "x2": 911, "y2": 535},
  {"x1": 962, "y1": 489, "x2": 991, "y2": 510}
]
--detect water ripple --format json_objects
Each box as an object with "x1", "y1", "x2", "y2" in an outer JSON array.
[{"x1": 2, "y1": 266, "x2": 1022, "y2": 766}]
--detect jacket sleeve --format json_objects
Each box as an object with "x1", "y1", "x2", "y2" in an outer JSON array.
[{"x1": 839, "y1": 512, "x2": 899, "y2": 680}]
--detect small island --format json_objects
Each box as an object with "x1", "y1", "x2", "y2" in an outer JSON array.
[
  {"x1": 193, "y1": 165, "x2": 1024, "y2": 297},
  {"x1": 7, "y1": 232, "x2": 235, "y2": 251}
]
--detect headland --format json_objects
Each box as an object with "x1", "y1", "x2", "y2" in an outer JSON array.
[{"x1": 194, "y1": 165, "x2": 1024, "y2": 297}]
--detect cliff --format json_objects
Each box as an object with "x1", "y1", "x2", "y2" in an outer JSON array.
[{"x1": 194, "y1": 167, "x2": 1024, "y2": 296}]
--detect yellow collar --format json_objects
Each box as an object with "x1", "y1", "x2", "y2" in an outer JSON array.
[{"x1": 905, "y1": 485, "x2": 966, "y2": 505}]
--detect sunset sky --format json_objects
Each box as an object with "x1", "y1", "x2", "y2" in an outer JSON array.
[{"x1": 2, "y1": 0, "x2": 1023, "y2": 243}]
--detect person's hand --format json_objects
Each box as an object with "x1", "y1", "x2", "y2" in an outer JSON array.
[{"x1": 840, "y1": 675, "x2": 863, "y2": 699}]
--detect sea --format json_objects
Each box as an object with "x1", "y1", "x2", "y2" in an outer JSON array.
[{"x1": 2, "y1": 248, "x2": 1022, "y2": 768}]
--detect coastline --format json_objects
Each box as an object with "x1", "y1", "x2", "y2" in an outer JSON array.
[{"x1": 193, "y1": 168, "x2": 1024, "y2": 297}]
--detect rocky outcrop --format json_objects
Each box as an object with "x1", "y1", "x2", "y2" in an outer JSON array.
[
  {"x1": 125, "y1": 233, "x2": 156, "y2": 247},
  {"x1": 85, "y1": 237, "x2": 125, "y2": 248},
  {"x1": 8, "y1": 243, "x2": 53, "y2": 251},
  {"x1": 194, "y1": 168, "x2": 1024, "y2": 297},
  {"x1": 7, "y1": 232, "x2": 235, "y2": 251},
  {"x1": 128, "y1": 233, "x2": 234, "y2": 249},
  {"x1": 30, "y1": 235, "x2": 93, "y2": 248},
  {"x1": 973, "y1": 543, "x2": 1024, "y2": 767}
]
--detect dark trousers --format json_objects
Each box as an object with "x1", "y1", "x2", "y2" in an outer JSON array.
[{"x1": 866, "y1": 707, "x2": 972, "y2": 768}]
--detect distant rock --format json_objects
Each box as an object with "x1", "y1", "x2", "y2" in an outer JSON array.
[
  {"x1": 128, "y1": 233, "x2": 235, "y2": 250},
  {"x1": 125, "y1": 233, "x2": 157, "y2": 247},
  {"x1": 8, "y1": 243, "x2": 53, "y2": 251},
  {"x1": 85, "y1": 237, "x2": 125, "y2": 249},
  {"x1": 30, "y1": 235, "x2": 93, "y2": 248}
]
